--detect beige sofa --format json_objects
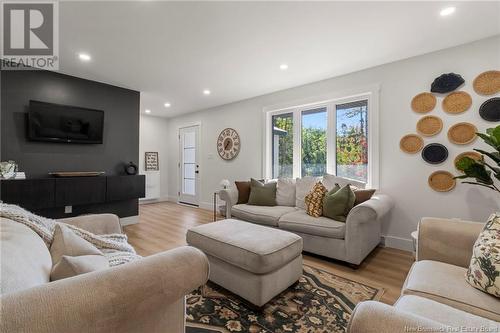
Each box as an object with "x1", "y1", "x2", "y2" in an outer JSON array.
[
  {"x1": 348, "y1": 217, "x2": 500, "y2": 332},
  {"x1": 219, "y1": 177, "x2": 393, "y2": 265},
  {"x1": 0, "y1": 214, "x2": 209, "y2": 333}
]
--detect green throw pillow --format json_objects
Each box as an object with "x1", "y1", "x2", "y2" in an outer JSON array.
[
  {"x1": 247, "y1": 178, "x2": 277, "y2": 206},
  {"x1": 322, "y1": 184, "x2": 355, "y2": 222}
]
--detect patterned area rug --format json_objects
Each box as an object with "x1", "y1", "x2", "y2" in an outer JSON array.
[{"x1": 186, "y1": 265, "x2": 384, "y2": 333}]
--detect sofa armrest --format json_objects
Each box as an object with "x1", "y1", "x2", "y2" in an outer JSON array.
[
  {"x1": 347, "y1": 194, "x2": 394, "y2": 225},
  {"x1": 347, "y1": 301, "x2": 446, "y2": 333},
  {"x1": 58, "y1": 213, "x2": 122, "y2": 234},
  {"x1": 417, "y1": 217, "x2": 483, "y2": 268},
  {"x1": 219, "y1": 187, "x2": 238, "y2": 218},
  {"x1": 0, "y1": 246, "x2": 209, "y2": 333}
]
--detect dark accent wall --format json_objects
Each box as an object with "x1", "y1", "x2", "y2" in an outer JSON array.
[
  {"x1": 1, "y1": 70, "x2": 140, "y2": 177},
  {"x1": 1, "y1": 69, "x2": 141, "y2": 218}
]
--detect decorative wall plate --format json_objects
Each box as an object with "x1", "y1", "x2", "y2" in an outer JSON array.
[
  {"x1": 473, "y1": 70, "x2": 500, "y2": 95},
  {"x1": 400, "y1": 134, "x2": 424, "y2": 154},
  {"x1": 428, "y1": 170, "x2": 456, "y2": 192},
  {"x1": 411, "y1": 92, "x2": 437, "y2": 113},
  {"x1": 447, "y1": 122, "x2": 478, "y2": 145},
  {"x1": 454, "y1": 151, "x2": 483, "y2": 172},
  {"x1": 479, "y1": 97, "x2": 500, "y2": 122},
  {"x1": 421, "y1": 143, "x2": 448, "y2": 164},
  {"x1": 416, "y1": 115, "x2": 443, "y2": 136},
  {"x1": 217, "y1": 128, "x2": 241, "y2": 160},
  {"x1": 442, "y1": 91, "x2": 472, "y2": 114},
  {"x1": 431, "y1": 73, "x2": 465, "y2": 93}
]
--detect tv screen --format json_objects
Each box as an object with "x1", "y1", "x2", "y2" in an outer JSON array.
[{"x1": 28, "y1": 100, "x2": 104, "y2": 144}]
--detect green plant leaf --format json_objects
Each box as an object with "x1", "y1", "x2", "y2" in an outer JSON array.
[
  {"x1": 492, "y1": 125, "x2": 500, "y2": 143},
  {"x1": 477, "y1": 133, "x2": 499, "y2": 150},
  {"x1": 475, "y1": 149, "x2": 500, "y2": 165},
  {"x1": 461, "y1": 163, "x2": 494, "y2": 185},
  {"x1": 455, "y1": 156, "x2": 476, "y2": 171}
]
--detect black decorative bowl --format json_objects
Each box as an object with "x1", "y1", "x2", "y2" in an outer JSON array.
[
  {"x1": 479, "y1": 98, "x2": 500, "y2": 122},
  {"x1": 422, "y1": 143, "x2": 448, "y2": 164},
  {"x1": 431, "y1": 73, "x2": 464, "y2": 93}
]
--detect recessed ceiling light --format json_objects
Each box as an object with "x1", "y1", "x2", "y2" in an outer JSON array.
[
  {"x1": 78, "y1": 53, "x2": 91, "y2": 61},
  {"x1": 164, "y1": 102, "x2": 171, "y2": 108},
  {"x1": 203, "y1": 89, "x2": 211, "y2": 95},
  {"x1": 440, "y1": 7, "x2": 456, "y2": 16},
  {"x1": 145, "y1": 109, "x2": 151, "y2": 114},
  {"x1": 280, "y1": 64, "x2": 288, "y2": 70}
]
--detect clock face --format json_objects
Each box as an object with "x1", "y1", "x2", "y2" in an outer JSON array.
[{"x1": 217, "y1": 128, "x2": 240, "y2": 160}]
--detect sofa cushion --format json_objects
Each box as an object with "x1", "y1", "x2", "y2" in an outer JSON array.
[
  {"x1": 354, "y1": 189, "x2": 376, "y2": 205},
  {"x1": 186, "y1": 219, "x2": 302, "y2": 274},
  {"x1": 278, "y1": 210, "x2": 346, "y2": 239},
  {"x1": 304, "y1": 181, "x2": 328, "y2": 217},
  {"x1": 51, "y1": 254, "x2": 109, "y2": 281},
  {"x1": 295, "y1": 176, "x2": 320, "y2": 209},
  {"x1": 465, "y1": 213, "x2": 500, "y2": 297},
  {"x1": 402, "y1": 260, "x2": 500, "y2": 321},
  {"x1": 395, "y1": 295, "x2": 499, "y2": 329},
  {"x1": 0, "y1": 218, "x2": 52, "y2": 294},
  {"x1": 323, "y1": 184, "x2": 355, "y2": 222},
  {"x1": 276, "y1": 178, "x2": 296, "y2": 207},
  {"x1": 50, "y1": 224, "x2": 103, "y2": 264},
  {"x1": 235, "y1": 181, "x2": 251, "y2": 204},
  {"x1": 231, "y1": 204, "x2": 297, "y2": 227},
  {"x1": 247, "y1": 178, "x2": 277, "y2": 206}
]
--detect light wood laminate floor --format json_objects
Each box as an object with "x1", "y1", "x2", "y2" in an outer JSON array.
[{"x1": 124, "y1": 201, "x2": 414, "y2": 305}]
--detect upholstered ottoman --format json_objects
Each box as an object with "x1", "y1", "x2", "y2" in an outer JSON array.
[{"x1": 186, "y1": 219, "x2": 303, "y2": 306}]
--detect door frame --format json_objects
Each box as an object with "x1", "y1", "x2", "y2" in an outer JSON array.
[{"x1": 177, "y1": 122, "x2": 202, "y2": 206}]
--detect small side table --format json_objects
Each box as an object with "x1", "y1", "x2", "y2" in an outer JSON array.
[
  {"x1": 213, "y1": 191, "x2": 219, "y2": 222},
  {"x1": 411, "y1": 230, "x2": 418, "y2": 259}
]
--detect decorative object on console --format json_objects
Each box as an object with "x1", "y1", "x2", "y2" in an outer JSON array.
[
  {"x1": 454, "y1": 152, "x2": 483, "y2": 172},
  {"x1": 428, "y1": 170, "x2": 456, "y2": 192},
  {"x1": 421, "y1": 143, "x2": 449, "y2": 164},
  {"x1": 48, "y1": 171, "x2": 105, "y2": 177},
  {"x1": 217, "y1": 128, "x2": 240, "y2": 160},
  {"x1": 411, "y1": 92, "x2": 437, "y2": 113},
  {"x1": 430, "y1": 73, "x2": 465, "y2": 93},
  {"x1": 124, "y1": 162, "x2": 138, "y2": 175},
  {"x1": 145, "y1": 152, "x2": 159, "y2": 171},
  {"x1": 400, "y1": 134, "x2": 424, "y2": 154},
  {"x1": 479, "y1": 98, "x2": 500, "y2": 122},
  {"x1": 443, "y1": 91, "x2": 472, "y2": 114},
  {"x1": 0, "y1": 161, "x2": 17, "y2": 179},
  {"x1": 219, "y1": 179, "x2": 230, "y2": 189},
  {"x1": 455, "y1": 125, "x2": 500, "y2": 194},
  {"x1": 448, "y1": 122, "x2": 478, "y2": 145},
  {"x1": 417, "y1": 115, "x2": 443, "y2": 136},
  {"x1": 304, "y1": 181, "x2": 327, "y2": 217},
  {"x1": 473, "y1": 70, "x2": 500, "y2": 95},
  {"x1": 465, "y1": 213, "x2": 500, "y2": 297}
]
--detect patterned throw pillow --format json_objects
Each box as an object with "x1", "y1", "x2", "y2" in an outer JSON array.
[
  {"x1": 305, "y1": 182, "x2": 328, "y2": 217},
  {"x1": 465, "y1": 213, "x2": 500, "y2": 297}
]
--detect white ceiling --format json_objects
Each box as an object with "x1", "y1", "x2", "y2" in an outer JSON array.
[{"x1": 57, "y1": 1, "x2": 500, "y2": 117}]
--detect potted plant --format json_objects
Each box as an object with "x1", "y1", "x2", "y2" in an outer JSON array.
[{"x1": 455, "y1": 125, "x2": 500, "y2": 194}]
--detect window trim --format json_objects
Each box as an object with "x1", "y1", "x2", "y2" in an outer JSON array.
[{"x1": 263, "y1": 86, "x2": 379, "y2": 188}]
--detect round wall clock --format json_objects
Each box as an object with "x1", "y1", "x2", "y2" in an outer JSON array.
[{"x1": 217, "y1": 128, "x2": 240, "y2": 160}]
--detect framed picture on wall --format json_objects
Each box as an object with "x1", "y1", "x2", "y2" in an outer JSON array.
[{"x1": 145, "y1": 152, "x2": 159, "y2": 171}]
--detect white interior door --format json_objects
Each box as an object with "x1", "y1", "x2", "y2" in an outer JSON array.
[{"x1": 179, "y1": 125, "x2": 200, "y2": 206}]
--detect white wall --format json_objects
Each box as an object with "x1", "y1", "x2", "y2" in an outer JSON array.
[
  {"x1": 166, "y1": 36, "x2": 500, "y2": 250},
  {"x1": 139, "y1": 114, "x2": 169, "y2": 201}
]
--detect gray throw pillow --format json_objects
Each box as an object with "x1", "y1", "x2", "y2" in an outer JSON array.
[{"x1": 247, "y1": 178, "x2": 277, "y2": 206}]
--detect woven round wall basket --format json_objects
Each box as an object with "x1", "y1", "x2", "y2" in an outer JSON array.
[
  {"x1": 454, "y1": 151, "x2": 483, "y2": 172},
  {"x1": 416, "y1": 115, "x2": 443, "y2": 136},
  {"x1": 411, "y1": 92, "x2": 437, "y2": 113},
  {"x1": 473, "y1": 70, "x2": 500, "y2": 95},
  {"x1": 400, "y1": 134, "x2": 424, "y2": 154},
  {"x1": 447, "y1": 122, "x2": 478, "y2": 145},
  {"x1": 442, "y1": 91, "x2": 472, "y2": 114},
  {"x1": 428, "y1": 170, "x2": 456, "y2": 192}
]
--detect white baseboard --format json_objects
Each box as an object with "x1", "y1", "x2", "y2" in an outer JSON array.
[
  {"x1": 139, "y1": 196, "x2": 170, "y2": 204},
  {"x1": 120, "y1": 215, "x2": 139, "y2": 226},
  {"x1": 382, "y1": 235, "x2": 413, "y2": 252}
]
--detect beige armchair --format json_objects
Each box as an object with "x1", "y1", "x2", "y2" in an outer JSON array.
[
  {"x1": 1, "y1": 214, "x2": 209, "y2": 333},
  {"x1": 348, "y1": 217, "x2": 500, "y2": 332}
]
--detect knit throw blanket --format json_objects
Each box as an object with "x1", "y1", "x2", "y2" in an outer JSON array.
[{"x1": 0, "y1": 203, "x2": 141, "y2": 266}]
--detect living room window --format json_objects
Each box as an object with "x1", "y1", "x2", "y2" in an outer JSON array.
[{"x1": 265, "y1": 89, "x2": 379, "y2": 187}]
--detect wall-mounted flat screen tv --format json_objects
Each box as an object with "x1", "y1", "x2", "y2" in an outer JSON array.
[{"x1": 28, "y1": 100, "x2": 104, "y2": 144}]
